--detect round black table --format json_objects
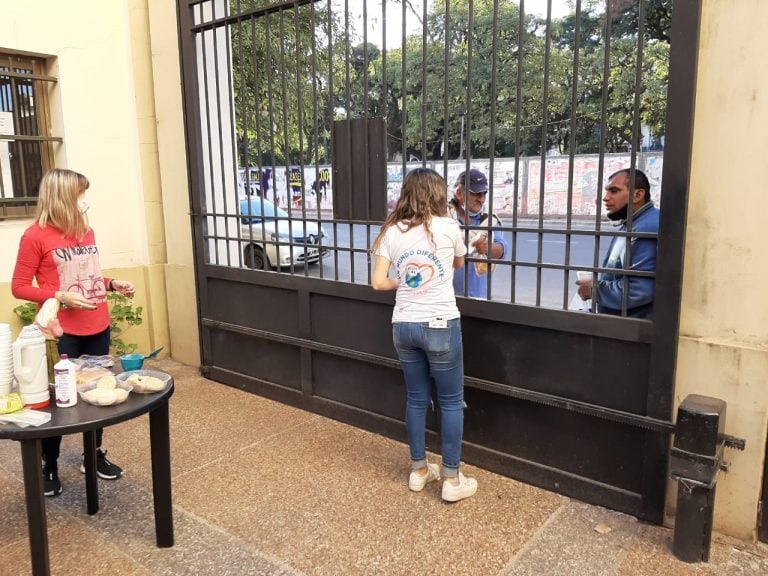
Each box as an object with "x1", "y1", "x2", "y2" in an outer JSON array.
[{"x1": 0, "y1": 381, "x2": 175, "y2": 576}]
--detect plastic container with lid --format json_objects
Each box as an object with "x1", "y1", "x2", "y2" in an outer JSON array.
[
  {"x1": 12, "y1": 325, "x2": 50, "y2": 408},
  {"x1": 54, "y1": 354, "x2": 78, "y2": 407}
]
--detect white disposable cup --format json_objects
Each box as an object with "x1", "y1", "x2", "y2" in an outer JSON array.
[{"x1": 576, "y1": 270, "x2": 594, "y2": 282}]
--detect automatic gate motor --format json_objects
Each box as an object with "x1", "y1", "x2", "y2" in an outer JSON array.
[{"x1": 670, "y1": 394, "x2": 746, "y2": 563}]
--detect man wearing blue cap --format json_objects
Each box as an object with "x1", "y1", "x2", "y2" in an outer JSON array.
[{"x1": 449, "y1": 169, "x2": 508, "y2": 298}]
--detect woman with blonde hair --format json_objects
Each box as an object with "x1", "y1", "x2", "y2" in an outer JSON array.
[
  {"x1": 371, "y1": 167, "x2": 478, "y2": 502},
  {"x1": 12, "y1": 168, "x2": 135, "y2": 497}
]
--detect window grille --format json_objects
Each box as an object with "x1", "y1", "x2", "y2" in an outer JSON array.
[{"x1": 0, "y1": 50, "x2": 60, "y2": 220}]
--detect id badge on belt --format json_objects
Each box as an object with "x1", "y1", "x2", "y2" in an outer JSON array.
[{"x1": 428, "y1": 316, "x2": 447, "y2": 329}]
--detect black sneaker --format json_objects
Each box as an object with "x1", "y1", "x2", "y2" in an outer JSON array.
[
  {"x1": 42, "y1": 463, "x2": 62, "y2": 497},
  {"x1": 80, "y1": 449, "x2": 124, "y2": 480}
]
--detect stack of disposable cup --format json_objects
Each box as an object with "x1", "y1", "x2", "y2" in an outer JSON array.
[{"x1": 0, "y1": 324, "x2": 13, "y2": 396}]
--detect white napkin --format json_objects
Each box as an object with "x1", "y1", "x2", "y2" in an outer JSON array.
[{"x1": 0, "y1": 409, "x2": 52, "y2": 428}]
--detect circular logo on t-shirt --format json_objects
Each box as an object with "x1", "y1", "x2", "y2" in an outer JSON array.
[{"x1": 404, "y1": 263, "x2": 435, "y2": 288}]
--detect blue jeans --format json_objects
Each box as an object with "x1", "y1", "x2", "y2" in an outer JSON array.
[{"x1": 392, "y1": 319, "x2": 464, "y2": 478}]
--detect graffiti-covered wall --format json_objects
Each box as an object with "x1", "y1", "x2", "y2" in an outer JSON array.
[{"x1": 241, "y1": 152, "x2": 663, "y2": 218}]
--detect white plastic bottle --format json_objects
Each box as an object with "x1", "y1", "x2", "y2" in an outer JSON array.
[{"x1": 54, "y1": 354, "x2": 78, "y2": 407}]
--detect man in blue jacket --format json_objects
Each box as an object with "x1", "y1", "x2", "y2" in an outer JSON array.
[
  {"x1": 449, "y1": 169, "x2": 508, "y2": 299},
  {"x1": 577, "y1": 168, "x2": 659, "y2": 318}
]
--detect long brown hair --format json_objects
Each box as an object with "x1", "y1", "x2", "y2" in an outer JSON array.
[
  {"x1": 35, "y1": 169, "x2": 90, "y2": 239},
  {"x1": 372, "y1": 167, "x2": 447, "y2": 253}
]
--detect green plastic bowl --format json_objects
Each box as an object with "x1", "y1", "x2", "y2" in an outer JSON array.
[{"x1": 120, "y1": 353, "x2": 145, "y2": 372}]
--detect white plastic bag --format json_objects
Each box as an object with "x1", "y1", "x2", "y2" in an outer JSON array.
[{"x1": 569, "y1": 294, "x2": 592, "y2": 312}]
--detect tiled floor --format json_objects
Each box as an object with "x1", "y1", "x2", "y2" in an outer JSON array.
[{"x1": 0, "y1": 358, "x2": 766, "y2": 576}]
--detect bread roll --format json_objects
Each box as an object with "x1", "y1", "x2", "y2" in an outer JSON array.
[
  {"x1": 126, "y1": 373, "x2": 165, "y2": 392},
  {"x1": 35, "y1": 298, "x2": 63, "y2": 337},
  {"x1": 84, "y1": 388, "x2": 117, "y2": 405},
  {"x1": 97, "y1": 374, "x2": 117, "y2": 390}
]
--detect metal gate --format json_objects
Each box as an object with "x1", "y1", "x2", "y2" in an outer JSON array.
[{"x1": 177, "y1": 0, "x2": 700, "y2": 523}]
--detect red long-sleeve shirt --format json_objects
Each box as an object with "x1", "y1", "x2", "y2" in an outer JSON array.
[{"x1": 12, "y1": 224, "x2": 111, "y2": 336}]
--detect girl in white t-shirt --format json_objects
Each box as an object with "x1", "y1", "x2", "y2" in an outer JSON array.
[{"x1": 371, "y1": 168, "x2": 478, "y2": 502}]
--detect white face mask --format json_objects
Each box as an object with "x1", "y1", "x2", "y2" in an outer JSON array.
[{"x1": 77, "y1": 197, "x2": 90, "y2": 214}]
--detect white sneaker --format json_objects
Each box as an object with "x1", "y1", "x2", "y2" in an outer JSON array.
[
  {"x1": 408, "y1": 462, "x2": 440, "y2": 492},
  {"x1": 441, "y1": 472, "x2": 478, "y2": 502}
]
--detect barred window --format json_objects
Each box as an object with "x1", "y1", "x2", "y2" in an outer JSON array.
[{"x1": 0, "y1": 50, "x2": 60, "y2": 220}]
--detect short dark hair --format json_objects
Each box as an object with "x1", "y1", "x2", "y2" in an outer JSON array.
[{"x1": 608, "y1": 168, "x2": 651, "y2": 203}]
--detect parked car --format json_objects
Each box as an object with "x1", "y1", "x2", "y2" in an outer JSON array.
[{"x1": 239, "y1": 196, "x2": 327, "y2": 269}]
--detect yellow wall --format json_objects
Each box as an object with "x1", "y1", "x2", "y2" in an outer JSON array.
[
  {"x1": 674, "y1": 0, "x2": 768, "y2": 540},
  {"x1": 0, "y1": 0, "x2": 199, "y2": 363},
  {"x1": 145, "y1": 0, "x2": 201, "y2": 366}
]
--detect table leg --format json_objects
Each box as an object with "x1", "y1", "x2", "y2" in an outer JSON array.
[
  {"x1": 20, "y1": 439, "x2": 51, "y2": 576},
  {"x1": 82, "y1": 430, "x2": 99, "y2": 515},
  {"x1": 149, "y1": 401, "x2": 174, "y2": 547}
]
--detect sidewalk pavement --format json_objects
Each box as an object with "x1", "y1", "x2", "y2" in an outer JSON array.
[{"x1": 1, "y1": 358, "x2": 766, "y2": 576}]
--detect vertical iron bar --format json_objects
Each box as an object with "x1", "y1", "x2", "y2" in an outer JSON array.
[
  {"x1": 363, "y1": 1, "x2": 371, "y2": 278},
  {"x1": 237, "y1": 17, "x2": 248, "y2": 269},
  {"x1": 222, "y1": 11, "x2": 237, "y2": 268},
  {"x1": 461, "y1": 0, "x2": 475, "y2": 295},
  {"x1": 211, "y1": 0, "x2": 229, "y2": 266},
  {"x1": 9, "y1": 70, "x2": 29, "y2": 198},
  {"x1": 327, "y1": 0, "x2": 339, "y2": 281},
  {"x1": 591, "y1": 0, "x2": 613, "y2": 313},
  {"x1": 278, "y1": 9, "x2": 296, "y2": 273},
  {"x1": 382, "y1": 0, "x2": 388, "y2": 162},
  {"x1": 400, "y1": 0, "x2": 407, "y2": 170},
  {"x1": 511, "y1": 0, "x2": 525, "y2": 303},
  {"x1": 536, "y1": 0, "x2": 553, "y2": 307},
  {"x1": 486, "y1": 0, "x2": 500, "y2": 300},
  {"x1": 563, "y1": 0, "x2": 583, "y2": 309},
  {"x1": 245, "y1": 15, "x2": 259, "y2": 269},
  {"x1": 293, "y1": 7, "x2": 309, "y2": 277},
  {"x1": 442, "y1": 0, "x2": 450, "y2": 179},
  {"x1": 265, "y1": 12, "x2": 279, "y2": 270},
  {"x1": 622, "y1": 0, "x2": 647, "y2": 316},
  {"x1": 253, "y1": 17, "x2": 269, "y2": 274},
  {"x1": 309, "y1": 0, "x2": 325, "y2": 279},
  {"x1": 420, "y1": 0, "x2": 428, "y2": 165},
  {"x1": 345, "y1": 1, "x2": 355, "y2": 282},
  {"x1": 199, "y1": 5, "x2": 217, "y2": 266}
]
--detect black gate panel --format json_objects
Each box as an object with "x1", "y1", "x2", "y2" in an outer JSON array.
[
  {"x1": 206, "y1": 277, "x2": 301, "y2": 337},
  {"x1": 310, "y1": 294, "x2": 395, "y2": 359},
  {"x1": 462, "y1": 316, "x2": 651, "y2": 413},
  {"x1": 312, "y1": 353, "x2": 405, "y2": 422},
  {"x1": 464, "y1": 391, "x2": 646, "y2": 490},
  {"x1": 178, "y1": 0, "x2": 701, "y2": 525},
  {"x1": 210, "y1": 329, "x2": 303, "y2": 391}
]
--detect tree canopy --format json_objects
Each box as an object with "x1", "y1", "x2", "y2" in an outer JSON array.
[{"x1": 229, "y1": 0, "x2": 671, "y2": 164}]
